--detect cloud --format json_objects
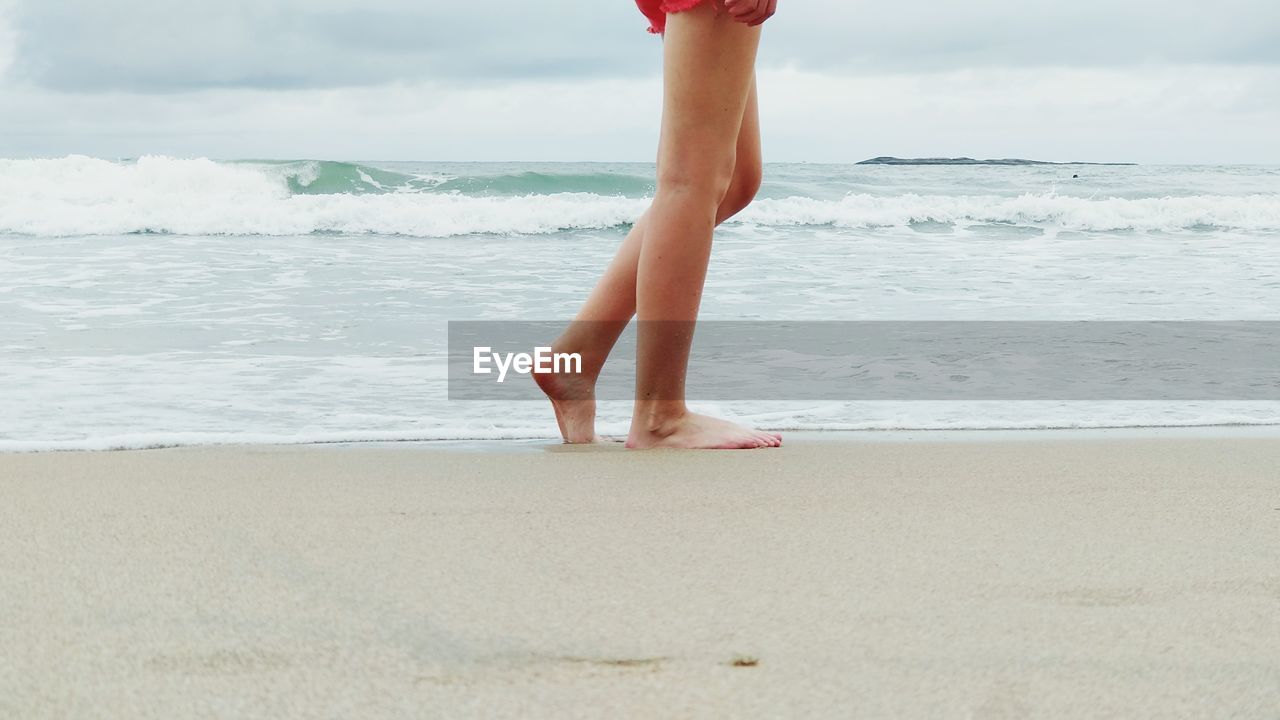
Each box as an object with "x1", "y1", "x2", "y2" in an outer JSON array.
[
  {"x1": 0, "y1": 0, "x2": 16, "y2": 81},
  {"x1": 2, "y1": 64, "x2": 1277, "y2": 163},
  {"x1": 758, "y1": 64, "x2": 1280, "y2": 164},
  {"x1": 7, "y1": 0, "x2": 652, "y2": 92},
  {"x1": 766, "y1": 0, "x2": 1280, "y2": 72},
  {"x1": 6, "y1": 0, "x2": 1280, "y2": 93},
  {"x1": 1, "y1": 1, "x2": 1278, "y2": 162}
]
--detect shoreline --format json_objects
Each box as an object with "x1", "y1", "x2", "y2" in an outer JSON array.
[{"x1": 6, "y1": 423, "x2": 1280, "y2": 455}]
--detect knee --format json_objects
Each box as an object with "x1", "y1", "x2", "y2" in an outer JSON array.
[
  {"x1": 718, "y1": 162, "x2": 763, "y2": 222},
  {"x1": 655, "y1": 158, "x2": 738, "y2": 213}
]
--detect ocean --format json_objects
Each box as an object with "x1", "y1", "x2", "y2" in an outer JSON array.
[{"x1": 3, "y1": 155, "x2": 1280, "y2": 451}]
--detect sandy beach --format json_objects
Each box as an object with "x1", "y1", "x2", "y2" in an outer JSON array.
[{"x1": 3, "y1": 433, "x2": 1279, "y2": 718}]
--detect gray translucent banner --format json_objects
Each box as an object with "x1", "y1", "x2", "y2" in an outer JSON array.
[{"x1": 448, "y1": 321, "x2": 1280, "y2": 401}]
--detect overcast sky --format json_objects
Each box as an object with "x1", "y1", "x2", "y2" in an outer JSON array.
[{"x1": 2, "y1": 0, "x2": 1279, "y2": 163}]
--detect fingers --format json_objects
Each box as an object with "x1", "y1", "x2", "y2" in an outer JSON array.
[
  {"x1": 747, "y1": 0, "x2": 777, "y2": 26},
  {"x1": 724, "y1": 0, "x2": 776, "y2": 26},
  {"x1": 723, "y1": 0, "x2": 757, "y2": 21}
]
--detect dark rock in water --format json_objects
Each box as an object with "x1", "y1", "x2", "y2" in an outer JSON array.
[{"x1": 857, "y1": 156, "x2": 1136, "y2": 166}]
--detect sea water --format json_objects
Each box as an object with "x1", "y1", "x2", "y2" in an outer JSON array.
[{"x1": 3, "y1": 156, "x2": 1280, "y2": 450}]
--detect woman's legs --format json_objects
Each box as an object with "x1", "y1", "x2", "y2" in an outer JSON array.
[
  {"x1": 537, "y1": 2, "x2": 776, "y2": 448},
  {"x1": 536, "y1": 79, "x2": 761, "y2": 443}
]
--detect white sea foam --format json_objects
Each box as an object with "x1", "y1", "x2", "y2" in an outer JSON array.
[
  {"x1": 3, "y1": 156, "x2": 1280, "y2": 237},
  {"x1": 744, "y1": 193, "x2": 1280, "y2": 233},
  {"x1": 3, "y1": 407, "x2": 1280, "y2": 453}
]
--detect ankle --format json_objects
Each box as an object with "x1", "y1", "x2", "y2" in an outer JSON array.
[
  {"x1": 535, "y1": 367, "x2": 596, "y2": 401},
  {"x1": 633, "y1": 403, "x2": 689, "y2": 436},
  {"x1": 542, "y1": 343, "x2": 604, "y2": 382}
]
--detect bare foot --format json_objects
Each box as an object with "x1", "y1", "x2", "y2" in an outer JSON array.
[
  {"x1": 626, "y1": 411, "x2": 782, "y2": 450},
  {"x1": 533, "y1": 368, "x2": 601, "y2": 444}
]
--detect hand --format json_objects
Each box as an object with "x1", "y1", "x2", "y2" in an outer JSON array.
[{"x1": 724, "y1": 0, "x2": 777, "y2": 26}]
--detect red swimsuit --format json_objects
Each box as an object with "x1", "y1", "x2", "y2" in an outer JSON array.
[{"x1": 635, "y1": 0, "x2": 708, "y2": 34}]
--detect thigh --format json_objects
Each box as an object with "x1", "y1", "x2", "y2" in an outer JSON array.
[{"x1": 656, "y1": 2, "x2": 762, "y2": 183}]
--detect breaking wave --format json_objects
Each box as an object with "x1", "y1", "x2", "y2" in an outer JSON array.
[{"x1": 2, "y1": 155, "x2": 1279, "y2": 238}]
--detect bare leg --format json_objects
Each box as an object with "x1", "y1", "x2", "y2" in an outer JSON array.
[
  {"x1": 535, "y1": 78, "x2": 764, "y2": 443},
  {"x1": 532, "y1": 215, "x2": 641, "y2": 444},
  {"x1": 626, "y1": 3, "x2": 778, "y2": 449}
]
